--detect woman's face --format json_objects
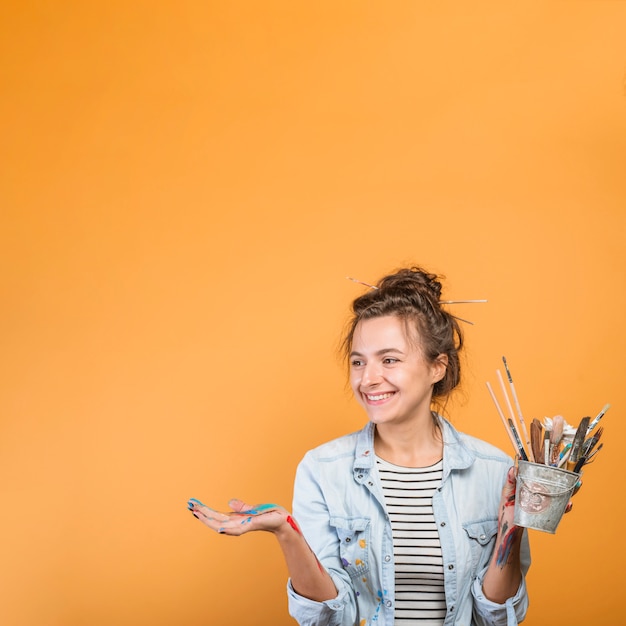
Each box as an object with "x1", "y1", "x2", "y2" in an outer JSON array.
[{"x1": 349, "y1": 315, "x2": 446, "y2": 428}]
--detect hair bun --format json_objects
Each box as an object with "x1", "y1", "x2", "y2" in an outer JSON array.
[{"x1": 377, "y1": 267, "x2": 442, "y2": 303}]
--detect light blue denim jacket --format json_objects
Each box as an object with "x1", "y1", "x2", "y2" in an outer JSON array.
[{"x1": 287, "y1": 417, "x2": 530, "y2": 626}]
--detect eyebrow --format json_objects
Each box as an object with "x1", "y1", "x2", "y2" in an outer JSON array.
[{"x1": 349, "y1": 348, "x2": 405, "y2": 358}]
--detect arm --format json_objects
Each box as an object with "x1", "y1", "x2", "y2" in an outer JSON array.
[
  {"x1": 187, "y1": 454, "x2": 360, "y2": 626},
  {"x1": 471, "y1": 466, "x2": 530, "y2": 626},
  {"x1": 287, "y1": 454, "x2": 360, "y2": 626},
  {"x1": 187, "y1": 498, "x2": 337, "y2": 602},
  {"x1": 482, "y1": 466, "x2": 523, "y2": 602}
]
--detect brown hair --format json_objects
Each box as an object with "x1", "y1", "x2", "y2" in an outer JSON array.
[{"x1": 341, "y1": 267, "x2": 463, "y2": 400}]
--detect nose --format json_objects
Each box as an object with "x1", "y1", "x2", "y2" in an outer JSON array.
[{"x1": 360, "y1": 361, "x2": 383, "y2": 388}]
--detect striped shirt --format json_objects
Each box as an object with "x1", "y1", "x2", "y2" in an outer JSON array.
[{"x1": 377, "y1": 456, "x2": 446, "y2": 625}]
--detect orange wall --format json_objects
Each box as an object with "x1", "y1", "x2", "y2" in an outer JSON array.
[{"x1": 1, "y1": 2, "x2": 625, "y2": 625}]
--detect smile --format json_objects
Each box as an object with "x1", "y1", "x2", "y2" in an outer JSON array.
[{"x1": 365, "y1": 392, "x2": 395, "y2": 402}]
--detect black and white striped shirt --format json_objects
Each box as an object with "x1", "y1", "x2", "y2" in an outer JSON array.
[{"x1": 377, "y1": 456, "x2": 446, "y2": 625}]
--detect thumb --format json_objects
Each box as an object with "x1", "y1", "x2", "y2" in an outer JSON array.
[
  {"x1": 228, "y1": 500, "x2": 283, "y2": 515},
  {"x1": 228, "y1": 498, "x2": 253, "y2": 513}
]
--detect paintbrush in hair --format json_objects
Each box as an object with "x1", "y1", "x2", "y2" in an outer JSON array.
[{"x1": 567, "y1": 416, "x2": 591, "y2": 472}]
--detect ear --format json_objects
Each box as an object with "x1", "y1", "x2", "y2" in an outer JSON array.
[{"x1": 431, "y1": 354, "x2": 448, "y2": 384}]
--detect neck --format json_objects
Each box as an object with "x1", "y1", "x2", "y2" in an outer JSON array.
[{"x1": 374, "y1": 413, "x2": 443, "y2": 467}]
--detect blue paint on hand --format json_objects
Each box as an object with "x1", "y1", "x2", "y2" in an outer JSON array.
[
  {"x1": 187, "y1": 498, "x2": 205, "y2": 509},
  {"x1": 245, "y1": 503, "x2": 279, "y2": 515}
]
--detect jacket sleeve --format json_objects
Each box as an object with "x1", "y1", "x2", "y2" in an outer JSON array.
[
  {"x1": 471, "y1": 527, "x2": 531, "y2": 625},
  {"x1": 286, "y1": 452, "x2": 359, "y2": 626}
]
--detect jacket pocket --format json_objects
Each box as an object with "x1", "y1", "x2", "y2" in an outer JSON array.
[
  {"x1": 462, "y1": 518, "x2": 498, "y2": 571},
  {"x1": 329, "y1": 516, "x2": 371, "y2": 579}
]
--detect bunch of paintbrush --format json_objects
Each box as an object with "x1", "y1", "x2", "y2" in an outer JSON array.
[{"x1": 486, "y1": 356, "x2": 609, "y2": 474}]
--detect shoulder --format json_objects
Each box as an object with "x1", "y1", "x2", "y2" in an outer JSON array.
[
  {"x1": 457, "y1": 431, "x2": 512, "y2": 463},
  {"x1": 441, "y1": 416, "x2": 513, "y2": 466}
]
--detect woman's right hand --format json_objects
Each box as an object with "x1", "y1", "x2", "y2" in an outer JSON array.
[{"x1": 187, "y1": 498, "x2": 289, "y2": 535}]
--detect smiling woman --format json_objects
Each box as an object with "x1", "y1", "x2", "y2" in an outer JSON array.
[{"x1": 187, "y1": 265, "x2": 530, "y2": 626}]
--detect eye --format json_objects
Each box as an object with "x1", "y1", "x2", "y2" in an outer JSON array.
[
  {"x1": 351, "y1": 359, "x2": 364, "y2": 367},
  {"x1": 383, "y1": 357, "x2": 399, "y2": 364}
]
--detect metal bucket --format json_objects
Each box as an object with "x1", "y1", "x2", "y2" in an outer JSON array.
[{"x1": 514, "y1": 461, "x2": 579, "y2": 534}]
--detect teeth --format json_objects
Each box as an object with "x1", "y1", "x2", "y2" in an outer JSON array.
[{"x1": 367, "y1": 393, "x2": 394, "y2": 401}]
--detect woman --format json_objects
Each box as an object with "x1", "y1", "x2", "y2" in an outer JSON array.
[{"x1": 187, "y1": 267, "x2": 530, "y2": 626}]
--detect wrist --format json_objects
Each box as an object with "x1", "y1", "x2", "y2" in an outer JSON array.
[{"x1": 273, "y1": 514, "x2": 301, "y2": 540}]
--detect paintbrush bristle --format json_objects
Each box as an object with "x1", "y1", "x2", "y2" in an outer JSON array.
[{"x1": 550, "y1": 415, "x2": 564, "y2": 443}]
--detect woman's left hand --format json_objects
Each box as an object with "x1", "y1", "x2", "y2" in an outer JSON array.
[{"x1": 187, "y1": 498, "x2": 289, "y2": 535}]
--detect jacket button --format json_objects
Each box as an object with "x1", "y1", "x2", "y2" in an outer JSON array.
[
  {"x1": 368, "y1": 481, "x2": 373, "y2": 486},
  {"x1": 385, "y1": 600, "x2": 392, "y2": 608},
  {"x1": 358, "y1": 474, "x2": 363, "y2": 479},
  {"x1": 480, "y1": 534, "x2": 486, "y2": 540},
  {"x1": 440, "y1": 522, "x2": 446, "y2": 527},
  {"x1": 384, "y1": 555, "x2": 391, "y2": 562},
  {"x1": 448, "y1": 564, "x2": 454, "y2": 570}
]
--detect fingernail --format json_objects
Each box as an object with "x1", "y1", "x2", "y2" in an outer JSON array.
[{"x1": 188, "y1": 498, "x2": 205, "y2": 508}]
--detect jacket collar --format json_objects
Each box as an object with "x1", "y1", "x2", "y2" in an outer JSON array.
[{"x1": 352, "y1": 415, "x2": 475, "y2": 480}]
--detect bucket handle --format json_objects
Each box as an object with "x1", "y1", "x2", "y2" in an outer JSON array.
[{"x1": 518, "y1": 475, "x2": 576, "y2": 498}]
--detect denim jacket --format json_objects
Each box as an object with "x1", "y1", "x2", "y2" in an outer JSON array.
[{"x1": 287, "y1": 417, "x2": 530, "y2": 626}]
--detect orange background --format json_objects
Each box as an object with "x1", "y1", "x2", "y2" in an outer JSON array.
[{"x1": 1, "y1": 2, "x2": 625, "y2": 625}]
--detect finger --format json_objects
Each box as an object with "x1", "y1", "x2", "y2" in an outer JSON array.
[
  {"x1": 501, "y1": 466, "x2": 517, "y2": 506},
  {"x1": 228, "y1": 499, "x2": 256, "y2": 513},
  {"x1": 191, "y1": 506, "x2": 249, "y2": 534},
  {"x1": 572, "y1": 479, "x2": 582, "y2": 497},
  {"x1": 565, "y1": 501, "x2": 573, "y2": 514},
  {"x1": 187, "y1": 497, "x2": 207, "y2": 511},
  {"x1": 187, "y1": 498, "x2": 231, "y2": 523}
]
